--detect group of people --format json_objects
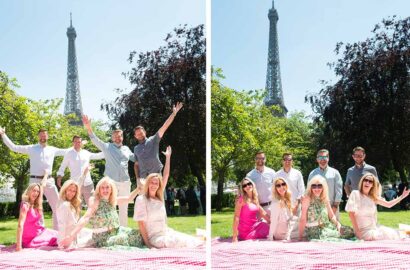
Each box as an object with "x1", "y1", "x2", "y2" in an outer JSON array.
[
  {"x1": 232, "y1": 147, "x2": 410, "y2": 242},
  {"x1": 0, "y1": 102, "x2": 203, "y2": 251}
]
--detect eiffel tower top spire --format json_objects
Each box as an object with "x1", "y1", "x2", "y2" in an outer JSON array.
[
  {"x1": 264, "y1": 0, "x2": 287, "y2": 116},
  {"x1": 64, "y1": 13, "x2": 83, "y2": 125}
]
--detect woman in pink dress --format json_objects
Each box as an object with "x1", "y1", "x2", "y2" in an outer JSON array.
[
  {"x1": 232, "y1": 178, "x2": 270, "y2": 242},
  {"x1": 16, "y1": 182, "x2": 58, "y2": 251},
  {"x1": 346, "y1": 173, "x2": 410, "y2": 240}
]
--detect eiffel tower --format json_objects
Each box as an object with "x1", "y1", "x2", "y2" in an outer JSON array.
[
  {"x1": 264, "y1": 0, "x2": 287, "y2": 116},
  {"x1": 64, "y1": 13, "x2": 83, "y2": 125}
]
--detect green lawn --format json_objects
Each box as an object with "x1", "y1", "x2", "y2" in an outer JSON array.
[
  {"x1": 0, "y1": 212, "x2": 205, "y2": 246},
  {"x1": 211, "y1": 208, "x2": 410, "y2": 238}
]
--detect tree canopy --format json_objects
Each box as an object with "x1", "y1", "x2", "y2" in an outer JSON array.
[{"x1": 307, "y1": 16, "x2": 410, "y2": 183}]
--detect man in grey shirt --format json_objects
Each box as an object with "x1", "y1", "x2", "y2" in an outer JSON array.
[
  {"x1": 82, "y1": 115, "x2": 135, "y2": 226},
  {"x1": 133, "y1": 102, "x2": 183, "y2": 188},
  {"x1": 344, "y1": 146, "x2": 378, "y2": 197}
]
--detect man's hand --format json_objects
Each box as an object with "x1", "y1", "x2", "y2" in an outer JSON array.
[{"x1": 82, "y1": 115, "x2": 92, "y2": 132}]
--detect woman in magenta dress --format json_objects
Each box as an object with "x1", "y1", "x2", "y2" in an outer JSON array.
[
  {"x1": 232, "y1": 178, "x2": 270, "y2": 242},
  {"x1": 16, "y1": 182, "x2": 58, "y2": 251}
]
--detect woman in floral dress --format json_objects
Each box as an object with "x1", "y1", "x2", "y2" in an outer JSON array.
[
  {"x1": 299, "y1": 175, "x2": 354, "y2": 241},
  {"x1": 61, "y1": 177, "x2": 142, "y2": 248}
]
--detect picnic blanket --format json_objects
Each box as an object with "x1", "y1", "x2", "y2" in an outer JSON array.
[
  {"x1": 0, "y1": 245, "x2": 205, "y2": 270},
  {"x1": 211, "y1": 238, "x2": 410, "y2": 270}
]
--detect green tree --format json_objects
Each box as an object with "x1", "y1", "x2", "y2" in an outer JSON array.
[
  {"x1": 307, "y1": 16, "x2": 410, "y2": 183},
  {"x1": 103, "y1": 24, "x2": 205, "y2": 188}
]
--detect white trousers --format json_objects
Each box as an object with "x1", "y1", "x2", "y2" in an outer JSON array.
[{"x1": 114, "y1": 181, "x2": 131, "y2": 227}]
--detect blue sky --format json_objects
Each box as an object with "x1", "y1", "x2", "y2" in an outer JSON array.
[
  {"x1": 212, "y1": 0, "x2": 410, "y2": 116},
  {"x1": 0, "y1": 0, "x2": 205, "y2": 123}
]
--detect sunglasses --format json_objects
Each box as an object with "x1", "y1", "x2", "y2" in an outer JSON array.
[
  {"x1": 311, "y1": 184, "x2": 323, "y2": 189},
  {"x1": 363, "y1": 178, "x2": 374, "y2": 184},
  {"x1": 317, "y1": 156, "x2": 328, "y2": 160},
  {"x1": 242, "y1": 182, "x2": 253, "y2": 188},
  {"x1": 275, "y1": 182, "x2": 287, "y2": 188},
  {"x1": 283, "y1": 158, "x2": 293, "y2": 161}
]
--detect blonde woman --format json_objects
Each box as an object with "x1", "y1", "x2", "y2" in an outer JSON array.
[
  {"x1": 268, "y1": 177, "x2": 299, "y2": 241},
  {"x1": 60, "y1": 176, "x2": 142, "y2": 248},
  {"x1": 134, "y1": 146, "x2": 202, "y2": 248},
  {"x1": 299, "y1": 175, "x2": 353, "y2": 241},
  {"x1": 346, "y1": 173, "x2": 410, "y2": 240},
  {"x1": 232, "y1": 178, "x2": 270, "y2": 242},
  {"x1": 16, "y1": 178, "x2": 58, "y2": 251},
  {"x1": 57, "y1": 166, "x2": 94, "y2": 248}
]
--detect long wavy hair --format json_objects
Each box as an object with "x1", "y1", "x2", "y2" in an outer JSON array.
[
  {"x1": 305, "y1": 175, "x2": 329, "y2": 203},
  {"x1": 358, "y1": 173, "x2": 381, "y2": 202},
  {"x1": 143, "y1": 173, "x2": 164, "y2": 202},
  {"x1": 59, "y1": 180, "x2": 81, "y2": 217},
  {"x1": 22, "y1": 183, "x2": 43, "y2": 211},
  {"x1": 272, "y1": 177, "x2": 292, "y2": 210},
  {"x1": 94, "y1": 177, "x2": 118, "y2": 206},
  {"x1": 239, "y1": 178, "x2": 259, "y2": 205}
]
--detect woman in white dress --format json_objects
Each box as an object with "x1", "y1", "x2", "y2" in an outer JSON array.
[
  {"x1": 57, "y1": 167, "x2": 93, "y2": 248},
  {"x1": 134, "y1": 146, "x2": 203, "y2": 248},
  {"x1": 268, "y1": 177, "x2": 299, "y2": 241},
  {"x1": 346, "y1": 173, "x2": 410, "y2": 240}
]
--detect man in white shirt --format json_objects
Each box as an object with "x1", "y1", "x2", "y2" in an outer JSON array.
[
  {"x1": 57, "y1": 135, "x2": 104, "y2": 205},
  {"x1": 246, "y1": 151, "x2": 276, "y2": 213},
  {"x1": 274, "y1": 153, "x2": 305, "y2": 214},
  {"x1": 0, "y1": 127, "x2": 68, "y2": 230}
]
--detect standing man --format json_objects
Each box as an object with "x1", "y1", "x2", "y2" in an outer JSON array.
[
  {"x1": 246, "y1": 151, "x2": 276, "y2": 213},
  {"x1": 344, "y1": 146, "x2": 378, "y2": 197},
  {"x1": 0, "y1": 127, "x2": 68, "y2": 230},
  {"x1": 57, "y1": 135, "x2": 104, "y2": 205},
  {"x1": 308, "y1": 149, "x2": 343, "y2": 218},
  {"x1": 82, "y1": 115, "x2": 135, "y2": 226},
  {"x1": 274, "y1": 152, "x2": 305, "y2": 214},
  {"x1": 133, "y1": 102, "x2": 183, "y2": 187}
]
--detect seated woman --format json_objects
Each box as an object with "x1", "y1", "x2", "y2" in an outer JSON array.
[
  {"x1": 60, "y1": 177, "x2": 142, "y2": 248},
  {"x1": 134, "y1": 146, "x2": 203, "y2": 248},
  {"x1": 232, "y1": 178, "x2": 270, "y2": 242},
  {"x1": 268, "y1": 177, "x2": 298, "y2": 241},
  {"x1": 16, "y1": 179, "x2": 58, "y2": 251},
  {"x1": 299, "y1": 175, "x2": 354, "y2": 241},
  {"x1": 346, "y1": 173, "x2": 410, "y2": 240},
  {"x1": 57, "y1": 167, "x2": 93, "y2": 248}
]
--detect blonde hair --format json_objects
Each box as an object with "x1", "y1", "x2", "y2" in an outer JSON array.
[
  {"x1": 239, "y1": 178, "x2": 259, "y2": 205},
  {"x1": 59, "y1": 180, "x2": 81, "y2": 217},
  {"x1": 94, "y1": 177, "x2": 118, "y2": 206},
  {"x1": 305, "y1": 175, "x2": 329, "y2": 203},
  {"x1": 272, "y1": 177, "x2": 292, "y2": 210},
  {"x1": 22, "y1": 183, "x2": 43, "y2": 212},
  {"x1": 358, "y1": 173, "x2": 380, "y2": 202},
  {"x1": 143, "y1": 173, "x2": 164, "y2": 202}
]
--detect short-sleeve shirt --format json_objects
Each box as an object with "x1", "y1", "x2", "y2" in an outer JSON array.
[
  {"x1": 134, "y1": 133, "x2": 163, "y2": 178},
  {"x1": 345, "y1": 163, "x2": 378, "y2": 191}
]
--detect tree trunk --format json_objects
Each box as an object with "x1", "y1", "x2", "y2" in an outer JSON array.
[
  {"x1": 215, "y1": 169, "x2": 225, "y2": 211},
  {"x1": 189, "y1": 161, "x2": 205, "y2": 187},
  {"x1": 392, "y1": 157, "x2": 407, "y2": 184},
  {"x1": 14, "y1": 175, "x2": 25, "y2": 218}
]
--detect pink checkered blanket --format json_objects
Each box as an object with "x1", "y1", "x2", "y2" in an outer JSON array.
[
  {"x1": 0, "y1": 245, "x2": 205, "y2": 270},
  {"x1": 211, "y1": 238, "x2": 410, "y2": 270}
]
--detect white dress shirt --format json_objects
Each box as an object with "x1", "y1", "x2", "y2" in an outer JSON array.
[
  {"x1": 57, "y1": 148, "x2": 104, "y2": 186},
  {"x1": 274, "y1": 168, "x2": 305, "y2": 204},
  {"x1": 2, "y1": 134, "x2": 67, "y2": 176},
  {"x1": 246, "y1": 166, "x2": 276, "y2": 204}
]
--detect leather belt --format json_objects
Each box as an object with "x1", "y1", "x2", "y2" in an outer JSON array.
[
  {"x1": 260, "y1": 201, "x2": 271, "y2": 207},
  {"x1": 30, "y1": 175, "x2": 52, "y2": 179}
]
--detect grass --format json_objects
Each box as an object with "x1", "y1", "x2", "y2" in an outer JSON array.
[
  {"x1": 211, "y1": 207, "x2": 410, "y2": 238},
  {"x1": 0, "y1": 212, "x2": 205, "y2": 246}
]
